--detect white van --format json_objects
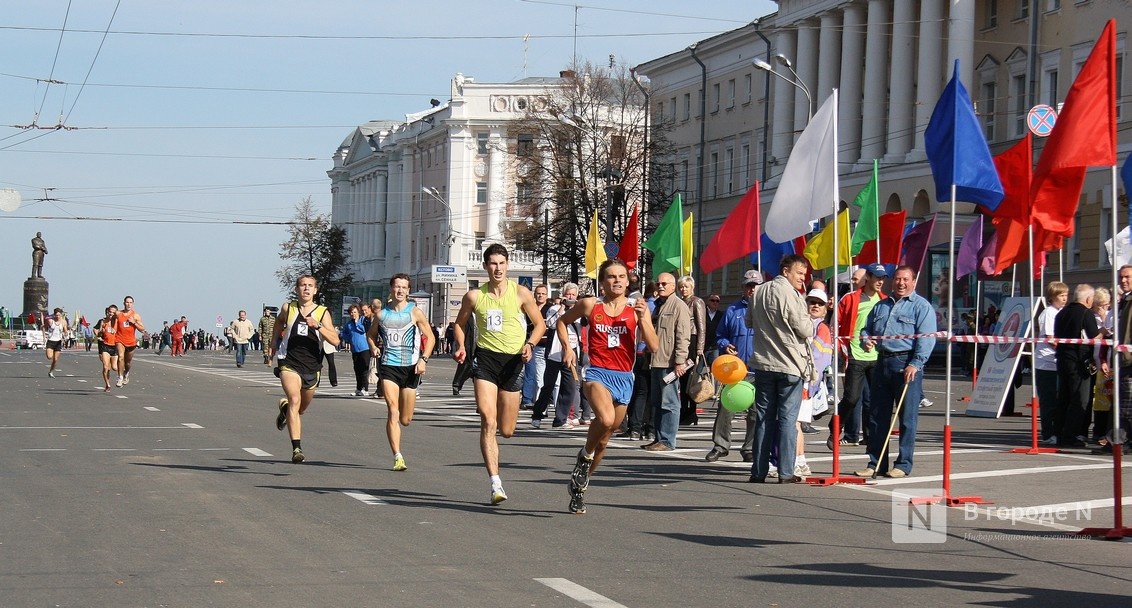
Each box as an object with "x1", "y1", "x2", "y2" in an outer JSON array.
[{"x1": 15, "y1": 330, "x2": 46, "y2": 349}]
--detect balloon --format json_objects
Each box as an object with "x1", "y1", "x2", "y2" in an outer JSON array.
[
  {"x1": 720, "y1": 381, "x2": 756, "y2": 412},
  {"x1": 711, "y1": 354, "x2": 747, "y2": 384}
]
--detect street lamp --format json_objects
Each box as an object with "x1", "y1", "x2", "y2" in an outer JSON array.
[
  {"x1": 599, "y1": 164, "x2": 623, "y2": 247},
  {"x1": 421, "y1": 186, "x2": 454, "y2": 325},
  {"x1": 753, "y1": 56, "x2": 813, "y2": 119}
]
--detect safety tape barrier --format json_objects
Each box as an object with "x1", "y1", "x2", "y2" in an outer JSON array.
[{"x1": 843, "y1": 331, "x2": 1132, "y2": 351}]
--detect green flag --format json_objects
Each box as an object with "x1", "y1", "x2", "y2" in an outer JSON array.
[
  {"x1": 850, "y1": 160, "x2": 879, "y2": 256},
  {"x1": 643, "y1": 193, "x2": 684, "y2": 277}
]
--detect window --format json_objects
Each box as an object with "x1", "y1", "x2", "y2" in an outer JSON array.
[
  {"x1": 1044, "y1": 69, "x2": 1058, "y2": 106},
  {"x1": 1117, "y1": 54, "x2": 1125, "y2": 120},
  {"x1": 744, "y1": 73, "x2": 753, "y2": 104},
  {"x1": 740, "y1": 143, "x2": 750, "y2": 189},
  {"x1": 1066, "y1": 207, "x2": 1081, "y2": 268},
  {"x1": 709, "y1": 152, "x2": 719, "y2": 198},
  {"x1": 680, "y1": 159, "x2": 689, "y2": 193},
  {"x1": 1013, "y1": 74, "x2": 1027, "y2": 136},
  {"x1": 1045, "y1": 0, "x2": 1061, "y2": 11},
  {"x1": 610, "y1": 135, "x2": 626, "y2": 162},
  {"x1": 727, "y1": 79, "x2": 736, "y2": 109},
  {"x1": 724, "y1": 148, "x2": 734, "y2": 194},
  {"x1": 1100, "y1": 201, "x2": 1113, "y2": 268},
  {"x1": 656, "y1": 101, "x2": 665, "y2": 123},
  {"x1": 669, "y1": 97, "x2": 677, "y2": 123},
  {"x1": 517, "y1": 133, "x2": 534, "y2": 157},
  {"x1": 683, "y1": 93, "x2": 691, "y2": 120},
  {"x1": 984, "y1": 0, "x2": 998, "y2": 28},
  {"x1": 477, "y1": 133, "x2": 489, "y2": 155},
  {"x1": 981, "y1": 81, "x2": 997, "y2": 141},
  {"x1": 1017, "y1": 1, "x2": 1029, "y2": 19},
  {"x1": 475, "y1": 232, "x2": 485, "y2": 254},
  {"x1": 476, "y1": 182, "x2": 488, "y2": 205},
  {"x1": 514, "y1": 183, "x2": 535, "y2": 218},
  {"x1": 712, "y1": 83, "x2": 720, "y2": 113}
]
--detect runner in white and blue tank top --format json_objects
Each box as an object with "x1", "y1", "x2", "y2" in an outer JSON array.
[{"x1": 379, "y1": 301, "x2": 420, "y2": 368}]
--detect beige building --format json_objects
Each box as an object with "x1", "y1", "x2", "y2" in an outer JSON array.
[{"x1": 636, "y1": 0, "x2": 1129, "y2": 303}]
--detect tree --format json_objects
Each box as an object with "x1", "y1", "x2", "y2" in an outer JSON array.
[
  {"x1": 276, "y1": 197, "x2": 355, "y2": 311},
  {"x1": 502, "y1": 60, "x2": 676, "y2": 283}
]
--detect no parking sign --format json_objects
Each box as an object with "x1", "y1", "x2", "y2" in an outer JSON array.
[{"x1": 1027, "y1": 105, "x2": 1057, "y2": 137}]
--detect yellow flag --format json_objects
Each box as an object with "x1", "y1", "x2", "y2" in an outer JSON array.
[
  {"x1": 681, "y1": 213, "x2": 693, "y2": 276},
  {"x1": 585, "y1": 210, "x2": 606, "y2": 279},
  {"x1": 802, "y1": 209, "x2": 851, "y2": 270}
]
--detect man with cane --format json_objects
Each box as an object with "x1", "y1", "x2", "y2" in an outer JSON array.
[{"x1": 855, "y1": 266, "x2": 936, "y2": 478}]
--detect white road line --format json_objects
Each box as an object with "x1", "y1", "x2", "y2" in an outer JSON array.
[
  {"x1": 76, "y1": 379, "x2": 86, "y2": 383},
  {"x1": 870, "y1": 462, "x2": 1131, "y2": 485},
  {"x1": 144, "y1": 406, "x2": 160, "y2": 412},
  {"x1": 19, "y1": 448, "x2": 66, "y2": 452},
  {"x1": 115, "y1": 395, "x2": 128, "y2": 399},
  {"x1": 0, "y1": 426, "x2": 200, "y2": 430},
  {"x1": 93, "y1": 448, "x2": 136, "y2": 452},
  {"x1": 181, "y1": 423, "x2": 203, "y2": 429},
  {"x1": 342, "y1": 490, "x2": 386, "y2": 506},
  {"x1": 243, "y1": 448, "x2": 272, "y2": 457},
  {"x1": 198, "y1": 448, "x2": 229, "y2": 451},
  {"x1": 153, "y1": 448, "x2": 193, "y2": 451},
  {"x1": 535, "y1": 578, "x2": 628, "y2": 608}
]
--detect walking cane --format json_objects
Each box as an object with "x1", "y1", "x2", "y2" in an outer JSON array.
[{"x1": 872, "y1": 381, "x2": 911, "y2": 480}]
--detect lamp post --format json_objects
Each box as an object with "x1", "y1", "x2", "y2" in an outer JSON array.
[
  {"x1": 421, "y1": 186, "x2": 453, "y2": 325},
  {"x1": 753, "y1": 56, "x2": 813, "y2": 120},
  {"x1": 600, "y1": 164, "x2": 622, "y2": 248}
]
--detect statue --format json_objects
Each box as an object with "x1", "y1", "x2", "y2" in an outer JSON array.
[{"x1": 31, "y1": 232, "x2": 47, "y2": 279}]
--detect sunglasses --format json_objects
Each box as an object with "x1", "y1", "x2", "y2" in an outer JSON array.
[{"x1": 709, "y1": 299, "x2": 720, "y2": 302}]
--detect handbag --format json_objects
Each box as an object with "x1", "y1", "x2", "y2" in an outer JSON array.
[
  {"x1": 687, "y1": 357, "x2": 716, "y2": 404},
  {"x1": 367, "y1": 356, "x2": 379, "y2": 387}
]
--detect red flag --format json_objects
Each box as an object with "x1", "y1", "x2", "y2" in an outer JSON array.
[
  {"x1": 80, "y1": 315, "x2": 89, "y2": 327},
  {"x1": 700, "y1": 183, "x2": 762, "y2": 274},
  {"x1": 618, "y1": 204, "x2": 639, "y2": 270},
  {"x1": 1030, "y1": 19, "x2": 1117, "y2": 238},
  {"x1": 899, "y1": 215, "x2": 936, "y2": 276},
  {"x1": 852, "y1": 210, "x2": 907, "y2": 265},
  {"x1": 989, "y1": 134, "x2": 1064, "y2": 274}
]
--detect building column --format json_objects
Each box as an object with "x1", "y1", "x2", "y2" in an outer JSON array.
[
  {"x1": 794, "y1": 22, "x2": 819, "y2": 132},
  {"x1": 374, "y1": 172, "x2": 387, "y2": 261},
  {"x1": 770, "y1": 28, "x2": 797, "y2": 167},
  {"x1": 816, "y1": 11, "x2": 842, "y2": 107},
  {"x1": 884, "y1": 0, "x2": 917, "y2": 162},
  {"x1": 486, "y1": 127, "x2": 505, "y2": 241},
  {"x1": 909, "y1": 0, "x2": 945, "y2": 162},
  {"x1": 947, "y1": 0, "x2": 976, "y2": 94},
  {"x1": 838, "y1": 2, "x2": 866, "y2": 165},
  {"x1": 858, "y1": 0, "x2": 891, "y2": 163}
]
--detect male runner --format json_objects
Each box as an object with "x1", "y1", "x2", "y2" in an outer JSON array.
[
  {"x1": 558, "y1": 259, "x2": 658, "y2": 514},
  {"x1": 115, "y1": 296, "x2": 146, "y2": 386},
  {"x1": 452, "y1": 244, "x2": 546, "y2": 505},
  {"x1": 270, "y1": 275, "x2": 340, "y2": 463},
  {"x1": 94, "y1": 305, "x2": 119, "y2": 392},
  {"x1": 367, "y1": 273, "x2": 435, "y2": 471},
  {"x1": 44, "y1": 307, "x2": 69, "y2": 378}
]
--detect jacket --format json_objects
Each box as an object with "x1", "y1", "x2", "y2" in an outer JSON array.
[
  {"x1": 836, "y1": 287, "x2": 886, "y2": 359},
  {"x1": 749, "y1": 274, "x2": 812, "y2": 377},
  {"x1": 683, "y1": 295, "x2": 707, "y2": 358},
  {"x1": 650, "y1": 294, "x2": 692, "y2": 368}
]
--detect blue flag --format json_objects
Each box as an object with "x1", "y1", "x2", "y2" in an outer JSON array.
[
  {"x1": 1122, "y1": 154, "x2": 1132, "y2": 225},
  {"x1": 751, "y1": 233, "x2": 796, "y2": 274},
  {"x1": 925, "y1": 60, "x2": 1004, "y2": 211}
]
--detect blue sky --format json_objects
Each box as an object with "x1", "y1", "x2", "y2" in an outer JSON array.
[{"x1": 0, "y1": 0, "x2": 773, "y2": 331}]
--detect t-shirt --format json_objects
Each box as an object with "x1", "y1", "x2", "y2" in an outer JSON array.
[
  {"x1": 849, "y1": 292, "x2": 881, "y2": 361},
  {"x1": 1035, "y1": 306, "x2": 1059, "y2": 371}
]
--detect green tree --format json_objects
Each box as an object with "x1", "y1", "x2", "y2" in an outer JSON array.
[{"x1": 276, "y1": 197, "x2": 355, "y2": 312}]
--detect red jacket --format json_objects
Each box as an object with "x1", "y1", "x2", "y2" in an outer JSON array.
[{"x1": 836, "y1": 288, "x2": 886, "y2": 359}]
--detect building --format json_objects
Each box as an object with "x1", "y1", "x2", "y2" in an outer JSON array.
[{"x1": 635, "y1": 0, "x2": 1129, "y2": 308}]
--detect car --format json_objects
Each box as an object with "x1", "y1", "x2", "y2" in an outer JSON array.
[{"x1": 15, "y1": 330, "x2": 45, "y2": 349}]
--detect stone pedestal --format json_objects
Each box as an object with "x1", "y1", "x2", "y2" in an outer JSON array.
[{"x1": 22, "y1": 277, "x2": 48, "y2": 320}]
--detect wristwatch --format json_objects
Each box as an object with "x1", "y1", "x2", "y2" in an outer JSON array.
[{"x1": 421, "y1": 356, "x2": 429, "y2": 363}]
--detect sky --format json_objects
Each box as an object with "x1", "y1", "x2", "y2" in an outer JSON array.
[{"x1": 0, "y1": 0, "x2": 775, "y2": 332}]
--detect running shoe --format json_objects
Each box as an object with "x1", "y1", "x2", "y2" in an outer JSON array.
[
  {"x1": 276, "y1": 399, "x2": 288, "y2": 431},
  {"x1": 529, "y1": 418, "x2": 542, "y2": 429},
  {"x1": 48, "y1": 370, "x2": 55, "y2": 378},
  {"x1": 122, "y1": 373, "x2": 130, "y2": 385},
  {"x1": 918, "y1": 397, "x2": 933, "y2": 408},
  {"x1": 104, "y1": 386, "x2": 111, "y2": 392},
  {"x1": 392, "y1": 455, "x2": 407, "y2": 471},
  {"x1": 568, "y1": 484, "x2": 587, "y2": 514},
  {"x1": 115, "y1": 376, "x2": 123, "y2": 388},
  {"x1": 794, "y1": 463, "x2": 812, "y2": 477},
  {"x1": 490, "y1": 482, "x2": 508, "y2": 505},
  {"x1": 570, "y1": 448, "x2": 593, "y2": 492},
  {"x1": 291, "y1": 447, "x2": 305, "y2": 463}
]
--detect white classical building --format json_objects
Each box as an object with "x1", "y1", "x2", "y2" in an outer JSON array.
[
  {"x1": 636, "y1": 0, "x2": 1129, "y2": 300},
  {"x1": 328, "y1": 74, "x2": 567, "y2": 326}
]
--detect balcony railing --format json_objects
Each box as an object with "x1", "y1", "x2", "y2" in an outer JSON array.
[{"x1": 465, "y1": 249, "x2": 541, "y2": 266}]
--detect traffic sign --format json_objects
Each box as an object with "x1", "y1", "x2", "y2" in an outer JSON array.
[
  {"x1": 431, "y1": 265, "x2": 467, "y2": 284},
  {"x1": 1027, "y1": 105, "x2": 1057, "y2": 137}
]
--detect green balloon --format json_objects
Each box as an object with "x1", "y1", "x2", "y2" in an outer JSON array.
[{"x1": 720, "y1": 381, "x2": 756, "y2": 412}]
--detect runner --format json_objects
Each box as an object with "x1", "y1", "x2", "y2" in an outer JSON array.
[
  {"x1": 115, "y1": 296, "x2": 146, "y2": 387},
  {"x1": 367, "y1": 273, "x2": 434, "y2": 471},
  {"x1": 44, "y1": 307, "x2": 69, "y2": 378},
  {"x1": 557, "y1": 259, "x2": 658, "y2": 514},
  {"x1": 451, "y1": 243, "x2": 546, "y2": 505},
  {"x1": 94, "y1": 305, "x2": 119, "y2": 392},
  {"x1": 269, "y1": 275, "x2": 340, "y2": 463}
]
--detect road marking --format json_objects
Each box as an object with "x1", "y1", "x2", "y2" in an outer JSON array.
[
  {"x1": 19, "y1": 448, "x2": 66, "y2": 452},
  {"x1": 144, "y1": 406, "x2": 160, "y2": 412},
  {"x1": 0, "y1": 426, "x2": 201, "y2": 430},
  {"x1": 198, "y1": 448, "x2": 228, "y2": 451},
  {"x1": 115, "y1": 395, "x2": 128, "y2": 399},
  {"x1": 93, "y1": 448, "x2": 136, "y2": 452},
  {"x1": 871, "y1": 462, "x2": 1130, "y2": 485},
  {"x1": 535, "y1": 578, "x2": 628, "y2": 608},
  {"x1": 243, "y1": 448, "x2": 272, "y2": 457},
  {"x1": 181, "y1": 423, "x2": 203, "y2": 429},
  {"x1": 76, "y1": 379, "x2": 87, "y2": 383},
  {"x1": 153, "y1": 448, "x2": 193, "y2": 451},
  {"x1": 342, "y1": 490, "x2": 386, "y2": 506}
]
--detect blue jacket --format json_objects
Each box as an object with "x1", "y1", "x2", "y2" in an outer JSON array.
[
  {"x1": 862, "y1": 292, "x2": 937, "y2": 369},
  {"x1": 341, "y1": 317, "x2": 371, "y2": 353},
  {"x1": 716, "y1": 297, "x2": 755, "y2": 365}
]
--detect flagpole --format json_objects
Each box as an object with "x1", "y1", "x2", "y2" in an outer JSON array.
[
  {"x1": 943, "y1": 184, "x2": 957, "y2": 500},
  {"x1": 873, "y1": 160, "x2": 881, "y2": 264}
]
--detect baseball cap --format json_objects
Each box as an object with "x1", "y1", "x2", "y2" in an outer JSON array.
[
  {"x1": 865, "y1": 263, "x2": 889, "y2": 278},
  {"x1": 743, "y1": 269, "x2": 764, "y2": 285},
  {"x1": 806, "y1": 289, "x2": 829, "y2": 303}
]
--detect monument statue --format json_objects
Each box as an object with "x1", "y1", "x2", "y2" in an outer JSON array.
[{"x1": 31, "y1": 232, "x2": 47, "y2": 279}]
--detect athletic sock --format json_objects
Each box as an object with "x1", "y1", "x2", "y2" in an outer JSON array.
[
  {"x1": 584, "y1": 451, "x2": 595, "y2": 460},
  {"x1": 489, "y1": 474, "x2": 501, "y2": 485},
  {"x1": 394, "y1": 452, "x2": 403, "y2": 459},
  {"x1": 292, "y1": 439, "x2": 301, "y2": 450}
]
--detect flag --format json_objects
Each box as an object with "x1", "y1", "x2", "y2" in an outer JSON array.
[
  {"x1": 900, "y1": 215, "x2": 937, "y2": 276},
  {"x1": 752, "y1": 234, "x2": 807, "y2": 274},
  {"x1": 643, "y1": 194, "x2": 684, "y2": 277},
  {"x1": 850, "y1": 161, "x2": 879, "y2": 255},
  {"x1": 765, "y1": 90, "x2": 839, "y2": 242},
  {"x1": 990, "y1": 134, "x2": 1033, "y2": 274},
  {"x1": 853, "y1": 210, "x2": 907, "y2": 265},
  {"x1": 977, "y1": 231, "x2": 998, "y2": 279},
  {"x1": 701, "y1": 183, "x2": 762, "y2": 274},
  {"x1": 955, "y1": 215, "x2": 984, "y2": 279},
  {"x1": 1031, "y1": 19, "x2": 1117, "y2": 237},
  {"x1": 1105, "y1": 226, "x2": 1132, "y2": 268},
  {"x1": 584, "y1": 209, "x2": 606, "y2": 279},
  {"x1": 1123, "y1": 155, "x2": 1132, "y2": 221},
  {"x1": 925, "y1": 60, "x2": 1004, "y2": 211},
  {"x1": 681, "y1": 213, "x2": 693, "y2": 276},
  {"x1": 803, "y1": 209, "x2": 851, "y2": 270},
  {"x1": 618, "y1": 204, "x2": 640, "y2": 270},
  {"x1": 79, "y1": 314, "x2": 89, "y2": 327}
]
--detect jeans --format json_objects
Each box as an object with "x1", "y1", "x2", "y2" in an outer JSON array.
[
  {"x1": 650, "y1": 367, "x2": 682, "y2": 448},
  {"x1": 1035, "y1": 369, "x2": 1059, "y2": 440},
  {"x1": 751, "y1": 371, "x2": 804, "y2": 480},
  {"x1": 234, "y1": 342, "x2": 248, "y2": 366},
  {"x1": 521, "y1": 346, "x2": 546, "y2": 404},
  {"x1": 831, "y1": 358, "x2": 875, "y2": 442},
  {"x1": 627, "y1": 355, "x2": 652, "y2": 435},
  {"x1": 533, "y1": 359, "x2": 577, "y2": 425},
  {"x1": 864, "y1": 356, "x2": 923, "y2": 475}
]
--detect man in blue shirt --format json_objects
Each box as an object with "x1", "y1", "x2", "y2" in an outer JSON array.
[
  {"x1": 856, "y1": 265, "x2": 936, "y2": 478},
  {"x1": 705, "y1": 269, "x2": 763, "y2": 462}
]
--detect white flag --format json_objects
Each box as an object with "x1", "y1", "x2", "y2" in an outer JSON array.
[
  {"x1": 1105, "y1": 225, "x2": 1132, "y2": 268},
  {"x1": 765, "y1": 90, "x2": 839, "y2": 243}
]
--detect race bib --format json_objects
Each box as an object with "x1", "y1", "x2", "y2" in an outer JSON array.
[
  {"x1": 296, "y1": 322, "x2": 309, "y2": 337},
  {"x1": 485, "y1": 309, "x2": 503, "y2": 332},
  {"x1": 386, "y1": 328, "x2": 405, "y2": 347},
  {"x1": 607, "y1": 331, "x2": 620, "y2": 349}
]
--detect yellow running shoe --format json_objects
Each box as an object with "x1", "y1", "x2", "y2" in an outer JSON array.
[{"x1": 392, "y1": 455, "x2": 407, "y2": 471}]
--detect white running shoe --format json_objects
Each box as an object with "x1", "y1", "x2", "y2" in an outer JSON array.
[
  {"x1": 122, "y1": 373, "x2": 130, "y2": 386},
  {"x1": 919, "y1": 397, "x2": 933, "y2": 408},
  {"x1": 115, "y1": 376, "x2": 123, "y2": 388},
  {"x1": 794, "y1": 463, "x2": 812, "y2": 477},
  {"x1": 490, "y1": 482, "x2": 508, "y2": 505}
]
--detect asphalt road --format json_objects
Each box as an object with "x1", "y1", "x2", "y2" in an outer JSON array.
[{"x1": 1, "y1": 346, "x2": 1129, "y2": 608}]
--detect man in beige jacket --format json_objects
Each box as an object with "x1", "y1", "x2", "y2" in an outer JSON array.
[
  {"x1": 229, "y1": 310, "x2": 256, "y2": 368},
  {"x1": 643, "y1": 272, "x2": 692, "y2": 452}
]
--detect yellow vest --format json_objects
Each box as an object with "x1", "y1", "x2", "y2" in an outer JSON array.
[{"x1": 473, "y1": 280, "x2": 526, "y2": 354}]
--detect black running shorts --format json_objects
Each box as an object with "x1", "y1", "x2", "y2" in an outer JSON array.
[{"x1": 472, "y1": 348, "x2": 525, "y2": 392}]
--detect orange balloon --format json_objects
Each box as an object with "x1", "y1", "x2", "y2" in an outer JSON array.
[{"x1": 711, "y1": 354, "x2": 748, "y2": 385}]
